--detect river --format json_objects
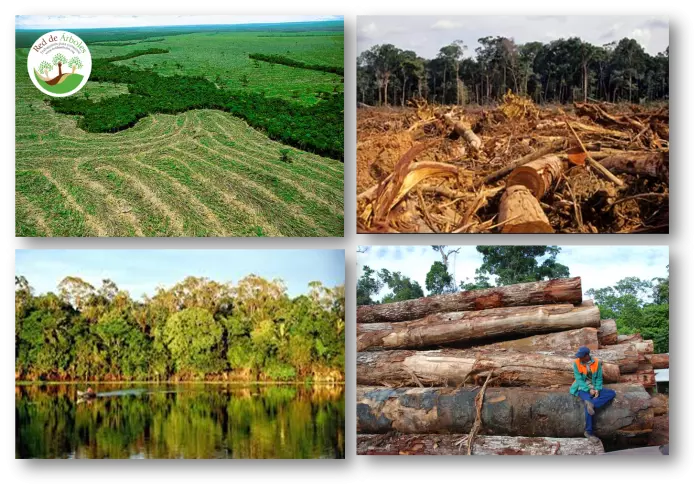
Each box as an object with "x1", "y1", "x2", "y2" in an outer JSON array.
[{"x1": 15, "y1": 383, "x2": 345, "y2": 459}]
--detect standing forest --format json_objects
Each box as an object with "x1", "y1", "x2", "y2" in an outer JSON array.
[
  {"x1": 15, "y1": 275, "x2": 345, "y2": 382},
  {"x1": 357, "y1": 36, "x2": 669, "y2": 106}
]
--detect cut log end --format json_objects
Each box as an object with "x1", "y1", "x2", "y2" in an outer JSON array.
[
  {"x1": 506, "y1": 155, "x2": 564, "y2": 199},
  {"x1": 499, "y1": 185, "x2": 554, "y2": 233}
]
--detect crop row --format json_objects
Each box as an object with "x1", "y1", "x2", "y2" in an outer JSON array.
[
  {"x1": 50, "y1": 49, "x2": 343, "y2": 160},
  {"x1": 249, "y1": 52, "x2": 343, "y2": 75}
]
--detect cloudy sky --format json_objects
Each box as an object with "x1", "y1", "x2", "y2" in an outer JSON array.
[
  {"x1": 16, "y1": 249, "x2": 345, "y2": 299},
  {"x1": 357, "y1": 246, "x2": 668, "y2": 301},
  {"x1": 16, "y1": 15, "x2": 343, "y2": 30},
  {"x1": 358, "y1": 16, "x2": 669, "y2": 58}
]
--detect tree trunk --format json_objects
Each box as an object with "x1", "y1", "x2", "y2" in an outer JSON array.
[
  {"x1": 505, "y1": 156, "x2": 565, "y2": 200},
  {"x1": 401, "y1": 77, "x2": 407, "y2": 107},
  {"x1": 357, "y1": 349, "x2": 619, "y2": 387},
  {"x1": 619, "y1": 373, "x2": 656, "y2": 388},
  {"x1": 598, "y1": 319, "x2": 618, "y2": 346},
  {"x1": 357, "y1": 434, "x2": 605, "y2": 456},
  {"x1": 357, "y1": 277, "x2": 582, "y2": 324},
  {"x1": 357, "y1": 304, "x2": 600, "y2": 352},
  {"x1": 58, "y1": 62, "x2": 62, "y2": 77},
  {"x1": 596, "y1": 346, "x2": 641, "y2": 374},
  {"x1": 384, "y1": 80, "x2": 389, "y2": 107},
  {"x1": 71, "y1": 66, "x2": 77, "y2": 74},
  {"x1": 440, "y1": 113, "x2": 481, "y2": 150},
  {"x1": 357, "y1": 384, "x2": 653, "y2": 439},
  {"x1": 646, "y1": 353, "x2": 669, "y2": 369},
  {"x1": 480, "y1": 327, "x2": 599, "y2": 352},
  {"x1": 442, "y1": 65, "x2": 447, "y2": 105},
  {"x1": 617, "y1": 333, "x2": 643, "y2": 344},
  {"x1": 498, "y1": 185, "x2": 554, "y2": 233},
  {"x1": 599, "y1": 152, "x2": 669, "y2": 183}
]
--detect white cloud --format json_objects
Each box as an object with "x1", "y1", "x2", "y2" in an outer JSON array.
[
  {"x1": 631, "y1": 28, "x2": 652, "y2": 51},
  {"x1": 358, "y1": 16, "x2": 668, "y2": 59},
  {"x1": 431, "y1": 20, "x2": 463, "y2": 30}
]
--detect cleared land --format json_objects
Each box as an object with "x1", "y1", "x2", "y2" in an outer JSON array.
[{"x1": 16, "y1": 28, "x2": 344, "y2": 237}]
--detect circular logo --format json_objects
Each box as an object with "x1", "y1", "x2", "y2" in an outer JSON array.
[{"x1": 27, "y1": 31, "x2": 92, "y2": 97}]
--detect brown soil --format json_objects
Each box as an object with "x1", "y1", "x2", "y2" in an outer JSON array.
[{"x1": 357, "y1": 98, "x2": 669, "y2": 234}]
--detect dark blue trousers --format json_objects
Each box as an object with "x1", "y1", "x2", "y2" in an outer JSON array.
[{"x1": 577, "y1": 388, "x2": 616, "y2": 433}]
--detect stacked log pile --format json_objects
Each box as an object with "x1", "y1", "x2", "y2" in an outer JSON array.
[{"x1": 357, "y1": 277, "x2": 658, "y2": 456}]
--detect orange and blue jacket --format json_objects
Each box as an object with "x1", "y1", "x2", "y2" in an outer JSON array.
[{"x1": 569, "y1": 357, "x2": 604, "y2": 395}]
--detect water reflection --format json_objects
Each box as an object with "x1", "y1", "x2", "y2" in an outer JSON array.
[{"x1": 15, "y1": 383, "x2": 345, "y2": 459}]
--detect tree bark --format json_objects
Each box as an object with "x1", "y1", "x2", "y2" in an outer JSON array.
[
  {"x1": 617, "y1": 333, "x2": 643, "y2": 344},
  {"x1": 357, "y1": 349, "x2": 619, "y2": 387},
  {"x1": 499, "y1": 185, "x2": 554, "y2": 233},
  {"x1": 599, "y1": 152, "x2": 669, "y2": 183},
  {"x1": 646, "y1": 353, "x2": 669, "y2": 369},
  {"x1": 358, "y1": 304, "x2": 600, "y2": 351},
  {"x1": 619, "y1": 373, "x2": 656, "y2": 389},
  {"x1": 596, "y1": 346, "x2": 641, "y2": 374},
  {"x1": 357, "y1": 434, "x2": 605, "y2": 456},
  {"x1": 598, "y1": 319, "x2": 618, "y2": 346},
  {"x1": 357, "y1": 384, "x2": 653, "y2": 439},
  {"x1": 440, "y1": 113, "x2": 481, "y2": 150},
  {"x1": 480, "y1": 327, "x2": 599, "y2": 352},
  {"x1": 357, "y1": 277, "x2": 582, "y2": 324},
  {"x1": 505, "y1": 156, "x2": 565, "y2": 200}
]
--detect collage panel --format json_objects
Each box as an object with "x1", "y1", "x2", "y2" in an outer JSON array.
[
  {"x1": 15, "y1": 15, "x2": 345, "y2": 237},
  {"x1": 15, "y1": 249, "x2": 345, "y2": 459},
  {"x1": 356, "y1": 16, "x2": 669, "y2": 234},
  {"x1": 356, "y1": 245, "x2": 669, "y2": 455}
]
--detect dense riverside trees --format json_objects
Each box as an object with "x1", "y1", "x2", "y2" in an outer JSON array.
[
  {"x1": 357, "y1": 36, "x2": 669, "y2": 106},
  {"x1": 15, "y1": 275, "x2": 345, "y2": 381},
  {"x1": 248, "y1": 53, "x2": 343, "y2": 75}
]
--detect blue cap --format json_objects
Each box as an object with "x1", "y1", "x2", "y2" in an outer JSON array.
[{"x1": 575, "y1": 346, "x2": 591, "y2": 359}]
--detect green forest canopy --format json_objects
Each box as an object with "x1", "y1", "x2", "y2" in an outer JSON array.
[
  {"x1": 357, "y1": 246, "x2": 668, "y2": 353},
  {"x1": 357, "y1": 36, "x2": 669, "y2": 106},
  {"x1": 15, "y1": 274, "x2": 344, "y2": 382}
]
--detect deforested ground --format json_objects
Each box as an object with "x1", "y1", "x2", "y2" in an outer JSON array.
[
  {"x1": 357, "y1": 96, "x2": 668, "y2": 234},
  {"x1": 16, "y1": 27, "x2": 344, "y2": 237}
]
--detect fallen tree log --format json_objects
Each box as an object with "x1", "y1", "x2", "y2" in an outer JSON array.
[
  {"x1": 506, "y1": 156, "x2": 565, "y2": 199},
  {"x1": 440, "y1": 113, "x2": 481, "y2": 150},
  {"x1": 357, "y1": 304, "x2": 600, "y2": 351},
  {"x1": 356, "y1": 276, "x2": 582, "y2": 324},
  {"x1": 357, "y1": 434, "x2": 605, "y2": 456},
  {"x1": 649, "y1": 394, "x2": 668, "y2": 416},
  {"x1": 598, "y1": 319, "x2": 618, "y2": 346},
  {"x1": 619, "y1": 373, "x2": 656, "y2": 388},
  {"x1": 356, "y1": 349, "x2": 620, "y2": 387},
  {"x1": 617, "y1": 333, "x2": 643, "y2": 344},
  {"x1": 357, "y1": 384, "x2": 653, "y2": 439},
  {"x1": 482, "y1": 328, "x2": 599, "y2": 352},
  {"x1": 602, "y1": 340, "x2": 653, "y2": 355},
  {"x1": 499, "y1": 185, "x2": 554, "y2": 233},
  {"x1": 598, "y1": 152, "x2": 669, "y2": 183},
  {"x1": 595, "y1": 347, "x2": 641, "y2": 374},
  {"x1": 646, "y1": 353, "x2": 669, "y2": 369}
]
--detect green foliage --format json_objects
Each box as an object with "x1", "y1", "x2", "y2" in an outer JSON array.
[
  {"x1": 48, "y1": 49, "x2": 344, "y2": 160},
  {"x1": 460, "y1": 246, "x2": 569, "y2": 290},
  {"x1": 279, "y1": 148, "x2": 293, "y2": 162},
  {"x1": 586, "y1": 269, "x2": 669, "y2": 353},
  {"x1": 249, "y1": 53, "x2": 343, "y2": 75},
  {"x1": 358, "y1": 36, "x2": 668, "y2": 105},
  {"x1": 357, "y1": 265, "x2": 382, "y2": 306},
  {"x1": 15, "y1": 275, "x2": 344, "y2": 381},
  {"x1": 378, "y1": 268, "x2": 424, "y2": 303},
  {"x1": 425, "y1": 261, "x2": 453, "y2": 296}
]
